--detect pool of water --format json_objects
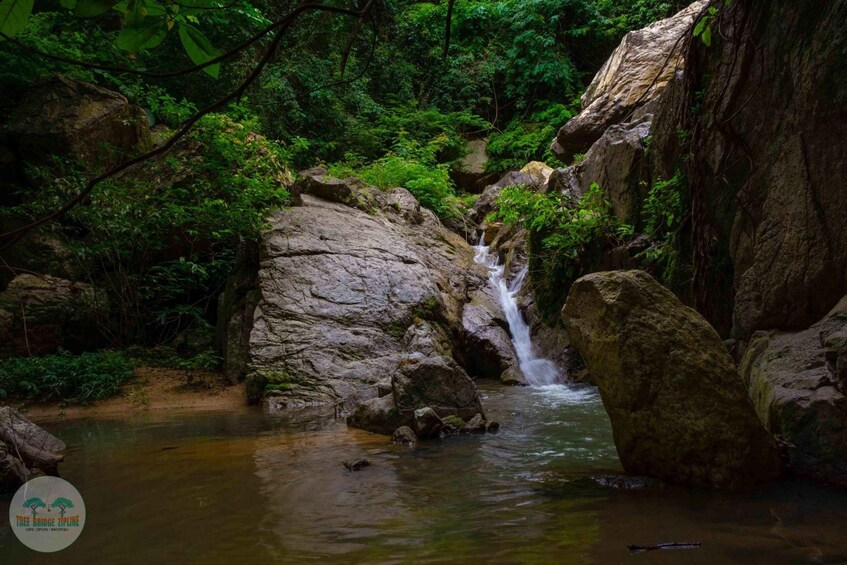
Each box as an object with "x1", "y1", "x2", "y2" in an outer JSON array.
[{"x1": 2, "y1": 383, "x2": 846, "y2": 564}]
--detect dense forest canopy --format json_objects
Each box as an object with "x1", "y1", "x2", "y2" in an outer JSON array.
[{"x1": 0, "y1": 0, "x2": 684, "y2": 355}]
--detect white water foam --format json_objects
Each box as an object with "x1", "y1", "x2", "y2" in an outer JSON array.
[{"x1": 473, "y1": 235, "x2": 564, "y2": 386}]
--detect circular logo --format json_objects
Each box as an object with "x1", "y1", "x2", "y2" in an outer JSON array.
[{"x1": 8, "y1": 476, "x2": 85, "y2": 553}]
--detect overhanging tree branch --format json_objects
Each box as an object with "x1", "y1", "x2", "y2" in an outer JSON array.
[{"x1": 0, "y1": 0, "x2": 379, "y2": 249}]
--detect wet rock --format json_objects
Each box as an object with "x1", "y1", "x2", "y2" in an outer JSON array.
[
  {"x1": 485, "y1": 421, "x2": 500, "y2": 433},
  {"x1": 464, "y1": 413, "x2": 487, "y2": 434},
  {"x1": 347, "y1": 396, "x2": 403, "y2": 436},
  {"x1": 500, "y1": 366, "x2": 525, "y2": 386},
  {"x1": 739, "y1": 296, "x2": 847, "y2": 487},
  {"x1": 413, "y1": 407, "x2": 444, "y2": 439},
  {"x1": 393, "y1": 353, "x2": 484, "y2": 423},
  {"x1": 391, "y1": 426, "x2": 418, "y2": 447},
  {"x1": 589, "y1": 474, "x2": 665, "y2": 490},
  {"x1": 0, "y1": 274, "x2": 108, "y2": 357},
  {"x1": 564, "y1": 270, "x2": 782, "y2": 489},
  {"x1": 551, "y1": 2, "x2": 706, "y2": 161},
  {"x1": 462, "y1": 285, "x2": 518, "y2": 380},
  {"x1": 5, "y1": 75, "x2": 150, "y2": 168},
  {"x1": 343, "y1": 459, "x2": 371, "y2": 472}
]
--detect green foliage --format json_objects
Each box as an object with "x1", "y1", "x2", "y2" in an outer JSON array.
[
  {"x1": 638, "y1": 171, "x2": 688, "y2": 287},
  {"x1": 0, "y1": 0, "x2": 34, "y2": 39},
  {"x1": 491, "y1": 182, "x2": 631, "y2": 316},
  {"x1": 0, "y1": 350, "x2": 133, "y2": 403},
  {"x1": 693, "y1": 1, "x2": 731, "y2": 47},
  {"x1": 11, "y1": 113, "x2": 289, "y2": 344},
  {"x1": 328, "y1": 133, "x2": 460, "y2": 219},
  {"x1": 487, "y1": 104, "x2": 573, "y2": 173}
]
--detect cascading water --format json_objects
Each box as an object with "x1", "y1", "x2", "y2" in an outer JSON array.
[{"x1": 473, "y1": 235, "x2": 563, "y2": 386}]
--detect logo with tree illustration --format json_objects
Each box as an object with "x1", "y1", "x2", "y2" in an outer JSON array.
[
  {"x1": 23, "y1": 497, "x2": 47, "y2": 518},
  {"x1": 10, "y1": 476, "x2": 86, "y2": 552},
  {"x1": 50, "y1": 497, "x2": 75, "y2": 518}
]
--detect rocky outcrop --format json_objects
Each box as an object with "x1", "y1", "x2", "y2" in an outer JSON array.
[
  {"x1": 571, "y1": 115, "x2": 652, "y2": 226},
  {"x1": 740, "y1": 297, "x2": 847, "y2": 487},
  {"x1": 0, "y1": 407, "x2": 65, "y2": 492},
  {"x1": 4, "y1": 75, "x2": 150, "y2": 168},
  {"x1": 551, "y1": 2, "x2": 706, "y2": 161},
  {"x1": 451, "y1": 139, "x2": 496, "y2": 193},
  {"x1": 461, "y1": 285, "x2": 519, "y2": 383},
  {"x1": 246, "y1": 169, "x2": 495, "y2": 408},
  {"x1": 564, "y1": 270, "x2": 782, "y2": 488},
  {"x1": 677, "y1": 0, "x2": 847, "y2": 338},
  {"x1": 0, "y1": 274, "x2": 107, "y2": 357}
]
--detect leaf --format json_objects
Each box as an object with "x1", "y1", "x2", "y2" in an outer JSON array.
[
  {"x1": 178, "y1": 23, "x2": 220, "y2": 78},
  {"x1": 702, "y1": 26, "x2": 712, "y2": 47},
  {"x1": 59, "y1": 0, "x2": 78, "y2": 9},
  {"x1": 75, "y1": 0, "x2": 117, "y2": 17},
  {"x1": 117, "y1": 19, "x2": 166, "y2": 50},
  {"x1": 693, "y1": 16, "x2": 707, "y2": 37},
  {"x1": 0, "y1": 0, "x2": 34, "y2": 40},
  {"x1": 117, "y1": 0, "x2": 166, "y2": 51}
]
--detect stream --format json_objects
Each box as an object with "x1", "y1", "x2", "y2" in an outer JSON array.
[
  {"x1": 2, "y1": 246, "x2": 846, "y2": 563},
  {"x1": 2, "y1": 385, "x2": 847, "y2": 563}
]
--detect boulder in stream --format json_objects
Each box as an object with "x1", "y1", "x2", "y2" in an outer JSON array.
[{"x1": 564, "y1": 270, "x2": 783, "y2": 489}]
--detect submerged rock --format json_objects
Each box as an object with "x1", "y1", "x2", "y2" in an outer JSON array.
[
  {"x1": 564, "y1": 270, "x2": 782, "y2": 489},
  {"x1": 739, "y1": 296, "x2": 847, "y2": 487},
  {"x1": 342, "y1": 459, "x2": 371, "y2": 472},
  {"x1": 393, "y1": 353, "x2": 485, "y2": 423},
  {"x1": 551, "y1": 1, "x2": 706, "y2": 160},
  {"x1": 391, "y1": 426, "x2": 418, "y2": 447}
]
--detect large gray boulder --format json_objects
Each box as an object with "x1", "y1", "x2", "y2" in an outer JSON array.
[
  {"x1": 551, "y1": 1, "x2": 706, "y2": 161},
  {"x1": 564, "y1": 270, "x2": 782, "y2": 488},
  {"x1": 246, "y1": 170, "x2": 490, "y2": 408},
  {"x1": 740, "y1": 297, "x2": 847, "y2": 487}
]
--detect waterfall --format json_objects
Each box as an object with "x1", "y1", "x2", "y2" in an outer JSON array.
[{"x1": 473, "y1": 235, "x2": 563, "y2": 386}]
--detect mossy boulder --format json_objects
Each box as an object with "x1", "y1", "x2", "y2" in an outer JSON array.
[
  {"x1": 739, "y1": 296, "x2": 847, "y2": 487},
  {"x1": 564, "y1": 270, "x2": 782, "y2": 489}
]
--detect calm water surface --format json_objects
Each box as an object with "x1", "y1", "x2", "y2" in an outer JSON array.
[{"x1": 2, "y1": 383, "x2": 846, "y2": 564}]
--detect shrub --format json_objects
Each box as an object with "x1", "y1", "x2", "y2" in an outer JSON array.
[
  {"x1": 638, "y1": 171, "x2": 688, "y2": 287},
  {"x1": 0, "y1": 350, "x2": 134, "y2": 404},
  {"x1": 491, "y1": 182, "x2": 632, "y2": 318},
  {"x1": 327, "y1": 133, "x2": 461, "y2": 219}
]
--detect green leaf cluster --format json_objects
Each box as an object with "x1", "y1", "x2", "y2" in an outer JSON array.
[{"x1": 0, "y1": 349, "x2": 133, "y2": 403}]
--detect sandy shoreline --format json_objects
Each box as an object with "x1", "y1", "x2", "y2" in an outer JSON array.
[{"x1": 12, "y1": 367, "x2": 248, "y2": 423}]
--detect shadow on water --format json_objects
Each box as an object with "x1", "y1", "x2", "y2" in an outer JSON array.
[{"x1": 1, "y1": 383, "x2": 846, "y2": 564}]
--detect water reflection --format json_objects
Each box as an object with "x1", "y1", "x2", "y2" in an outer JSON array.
[{"x1": 1, "y1": 384, "x2": 845, "y2": 564}]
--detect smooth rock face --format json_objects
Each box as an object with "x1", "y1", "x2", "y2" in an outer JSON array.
[
  {"x1": 739, "y1": 297, "x2": 847, "y2": 486},
  {"x1": 551, "y1": 1, "x2": 706, "y2": 160},
  {"x1": 564, "y1": 270, "x2": 782, "y2": 488},
  {"x1": 6, "y1": 75, "x2": 150, "y2": 167},
  {"x1": 248, "y1": 170, "x2": 489, "y2": 408}
]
